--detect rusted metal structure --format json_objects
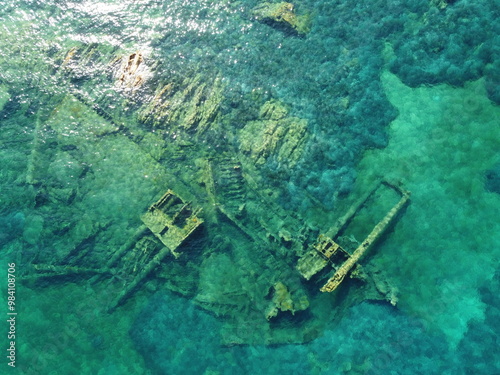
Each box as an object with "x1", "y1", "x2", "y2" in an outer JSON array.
[
  {"x1": 296, "y1": 181, "x2": 410, "y2": 293},
  {"x1": 27, "y1": 189, "x2": 203, "y2": 312}
]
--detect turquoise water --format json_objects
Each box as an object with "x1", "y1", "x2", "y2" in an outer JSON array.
[{"x1": 0, "y1": 0, "x2": 499, "y2": 374}]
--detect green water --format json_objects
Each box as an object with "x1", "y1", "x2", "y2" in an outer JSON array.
[{"x1": 357, "y1": 71, "x2": 500, "y2": 347}]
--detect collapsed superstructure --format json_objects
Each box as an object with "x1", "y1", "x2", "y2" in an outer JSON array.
[{"x1": 20, "y1": 44, "x2": 410, "y2": 345}]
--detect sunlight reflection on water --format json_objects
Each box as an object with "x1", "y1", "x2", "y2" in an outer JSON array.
[{"x1": 0, "y1": 0, "x2": 238, "y2": 115}]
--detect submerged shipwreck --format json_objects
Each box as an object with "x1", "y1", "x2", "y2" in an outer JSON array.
[{"x1": 20, "y1": 42, "x2": 410, "y2": 345}]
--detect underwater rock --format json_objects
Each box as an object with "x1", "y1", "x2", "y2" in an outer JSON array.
[
  {"x1": 239, "y1": 99, "x2": 308, "y2": 167},
  {"x1": 48, "y1": 187, "x2": 77, "y2": 205},
  {"x1": 252, "y1": 2, "x2": 311, "y2": 35}
]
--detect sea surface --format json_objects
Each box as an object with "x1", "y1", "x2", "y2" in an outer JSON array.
[{"x1": 0, "y1": 0, "x2": 499, "y2": 374}]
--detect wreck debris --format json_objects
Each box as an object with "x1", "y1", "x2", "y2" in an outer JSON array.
[
  {"x1": 107, "y1": 239, "x2": 170, "y2": 312},
  {"x1": 61, "y1": 46, "x2": 78, "y2": 68},
  {"x1": 138, "y1": 73, "x2": 224, "y2": 133},
  {"x1": 252, "y1": 2, "x2": 312, "y2": 35},
  {"x1": 141, "y1": 190, "x2": 204, "y2": 258},
  {"x1": 265, "y1": 281, "x2": 309, "y2": 320},
  {"x1": 106, "y1": 225, "x2": 149, "y2": 269},
  {"x1": 22, "y1": 264, "x2": 110, "y2": 280},
  {"x1": 296, "y1": 235, "x2": 350, "y2": 280},
  {"x1": 297, "y1": 181, "x2": 410, "y2": 294},
  {"x1": 107, "y1": 190, "x2": 203, "y2": 311},
  {"x1": 25, "y1": 188, "x2": 203, "y2": 312},
  {"x1": 296, "y1": 186, "x2": 377, "y2": 280},
  {"x1": 194, "y1": 253, "x2": 251, "y2": 317},
  {"x1": 212, "y1": 154, "x2": 248, "y2": 211},
  {"x1": 113, "y1": 52, "x2": 151, "y2": 90},
  {"x1": 59, "y1": 43, "x2": 109, "y2": 81},
  {"x1": 368, "y1": 265, "x2": 399, "y2": 306},
  {"x1": 21, "y1": 42, "x2": 415, "y2": 345},
  {"x1": 320, "y1": 184, "x2": 410, "y2": 292},
  {"x1": 211, "y1": 152, "x2": 310, "y2": 260}
]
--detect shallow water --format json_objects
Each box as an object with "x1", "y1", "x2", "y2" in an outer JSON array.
[{"x1": 0, "y1": 0, "x2": 499, "y2": 374}]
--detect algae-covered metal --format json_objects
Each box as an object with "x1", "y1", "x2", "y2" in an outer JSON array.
[
  {"x1": 141, "y1": 190, "x2": 203, "y2": 258},
  {"x1": 297, "y1": 181, "x2": 410, "y2": 293},
  {"x1": 320, "y1": 184, "x2": 410, "y2": 292},
  {"x1": 21, "y1": 43, "x2": 410, "y2": 345}
]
